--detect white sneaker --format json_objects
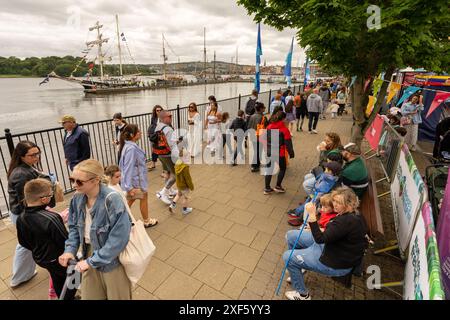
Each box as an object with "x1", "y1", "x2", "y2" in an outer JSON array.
[
  {"x1": 169, "y1": 202, "x2": 176, "y2": 213},
  {"x1": 285, "y1": 290, "x2": 311, "y2": 301},
  {"x1": 312, "y1": 130, "x2": 318, "y2": 134},
  {"x1": 157, "y1": 192, "x2": 172, "y2": 205},
  {"x1": 168, "y1": 188, "x2": 178, "y2": 198},
  {"x1": 182, "y1": 207, "x2": 193, "y2": 215}
]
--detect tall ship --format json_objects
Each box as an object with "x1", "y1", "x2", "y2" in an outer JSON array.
[{"x1": 47, "y1": 15, "x2": 185, "y2": 94}]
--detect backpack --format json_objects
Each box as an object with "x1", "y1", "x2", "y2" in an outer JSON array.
[
  {"x1": 245, "y1": 98, "x2": 257, "y2": 116},
  {"x1": 256, "y1": 115, "x2": 267, "y2": 137},
  {"x1": 150, "y1": 125, "x2": 171, "y2": 155},
  {"x1": 147, "y1": 122, "x2": 157, "y2": 139}
]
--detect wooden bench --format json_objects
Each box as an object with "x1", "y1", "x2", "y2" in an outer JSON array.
[
  {"x1": 330, "y1": 157, "x2": 384, "y2": 289},
  {"x1": 360, "y1": 162, "x2": 384, "y2": 238}
]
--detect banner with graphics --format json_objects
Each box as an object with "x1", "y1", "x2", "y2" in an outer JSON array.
[
  {"x1": 403, "y1": 202, "x2": 445, "y2": 300},
  {"x1": 391, "y1": 145, "x2": 425, "y2": 257},
  {"x1": 437, "y1": 167, "x2": 450, "y2": 299}
]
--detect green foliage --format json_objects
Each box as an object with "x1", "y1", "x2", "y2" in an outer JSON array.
[
  {"x1": 237, "y1": 0, "x2": 449, "y2": 77},
  {"x1": 0, "y1": 56, "x2": 158, "y2": 77}
]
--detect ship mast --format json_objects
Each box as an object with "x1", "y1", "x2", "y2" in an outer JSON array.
[
  {"x1": 115, "y1": 14, "x2": 123, "y2": 77},
  {"x1": 235, "y1": 46, "x2": 239, "y2": 77},
  {"x1": 87, "y1": 21, "x2": 109, "y2": 81},
  {"x1": 213, "y1": 51, "x2": 216, "y2": 80},
  {"x1": 162, "y1": 34, "x2": 167, "y2": 80},
  {"x1": 203, "y1": 27, "x2": 207, "y2": 79},
  {"x1": 87, "y1": 22, "x2": 108, "y2": 80}
]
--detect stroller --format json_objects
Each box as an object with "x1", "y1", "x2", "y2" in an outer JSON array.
[
  {"x1": 425, "y1": 164, "x2": 449, "y2": 224},
  {"x1": 432, "y1": 117, "x2": 450, "y2": 163}
]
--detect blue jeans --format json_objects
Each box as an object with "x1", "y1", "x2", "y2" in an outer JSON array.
[
  {"x1": 292, "y1": 203, "x2": 305, "y2": 217},
  {"x1": 303, "y1": 173, "x2": 315, "y2": 196},
  {"x1": 10, "y1": 213, "x2": 37, "y2": 286},
  {"x1": 283, "y1": 230, "x2": 352, "y2": 294}
]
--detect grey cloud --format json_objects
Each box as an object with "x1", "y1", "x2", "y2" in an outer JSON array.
[{"x1": 0, "y1": 0, "x2": 304, "y2": 65}]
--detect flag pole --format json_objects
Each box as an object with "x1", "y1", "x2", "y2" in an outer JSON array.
[{"x1": 255, "y1": 23, "x2": 262, "y2": 93}]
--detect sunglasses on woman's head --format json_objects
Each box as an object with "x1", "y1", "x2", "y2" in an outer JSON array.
[{"x1": 69, "y1": 177, "x2": 96, "y2": 186}]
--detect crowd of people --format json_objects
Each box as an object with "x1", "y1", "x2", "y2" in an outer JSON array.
[{"x1": 7, "y1": 82, "x2": 373, "y2": 301}]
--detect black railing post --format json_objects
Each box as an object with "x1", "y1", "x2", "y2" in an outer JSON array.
[
  {"x1": 176, "y1": 104, "x2": 181, "y2": 130},
  {"x1": 268, "y1": 89, "x2": 272, "y2": 107},
  {"x1": 238, "y1": 94, "x2": 241, "y2": 111},
  {"x1": 5, "y1": 129, "x2": 14, "y2": 156}
]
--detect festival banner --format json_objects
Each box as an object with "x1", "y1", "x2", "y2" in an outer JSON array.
[
  {"x1": 437, "y1": 167, "x2": 450, "y2": 299},
  {"x1": 404, "y1": 201, "x2": 445, "y2": 300},
  {"x1": 254, "y1": 23, "x2": 262, "y2": 93},
  {"x1": 284, "y1": 37, "x2": 294, "y2": 87},
  {"x1": 349, "y1": 76, "x2": 357, "y2": 88},
  {"x1": 391, "y1": 145, "x2": 426, "y2": 257},
  {"x1": 401, "y1": 72, "x2": 419, "y2": 87},
  {"x1": 372, "y1": 79, "x2": 383, "y2": 98},
  {"x1": 364, "y1": 77, "x2": 372, "y2": 92},
  {"x1": 364, "y1": 95, "x2": 377, "y2": 118},
  {"x1": 364, "y1": 114, "x2": 384, "y2": 150},
  {"x1": 396, "y1": 86, "x2": 421, "y2": 106},
  {"x1": 426, "y1": 92, "x2": 450, "y2": 118},
  {"x1": 304, "y1": 57, "x2": 310, "y2": 87},
  {"x1": 387, "y1": 82, "x2": 402, "y2": 104}
]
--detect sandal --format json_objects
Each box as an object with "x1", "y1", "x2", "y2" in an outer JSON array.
[{"x1": 144, "y1": 218, "x2": 158, "y2": 228}]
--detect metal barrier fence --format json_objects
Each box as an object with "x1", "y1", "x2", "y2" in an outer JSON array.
[
  {"x1": 0, "y1": 84, "x2": 303, "y2": 218},
  {"x1": 377, "y1": 121, "x2": 404, "y2": 183}
]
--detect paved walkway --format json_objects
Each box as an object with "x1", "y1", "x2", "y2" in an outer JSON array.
[{"x1": 0, "y1": 113, "x2": 402, "y2": 300}]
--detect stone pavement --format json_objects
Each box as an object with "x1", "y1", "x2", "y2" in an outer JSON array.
[{"x1": 0, "y1": 112, "x2": 403, "y2": 300}]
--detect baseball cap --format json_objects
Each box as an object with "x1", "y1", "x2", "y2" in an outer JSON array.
[
  {"x1": 59, "y1": 115, "x2": 76, "y2": 123},
  {"x1": 323, "y1": 161, "x2": 342, "y2": 175},
  {"x1": 343, "y1": 142, "x2": 361, "y2": 155}
]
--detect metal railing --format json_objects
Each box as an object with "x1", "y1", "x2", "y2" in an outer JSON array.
[{"x1": 0, "y1": 84, "x2": 303, "y2": 218}]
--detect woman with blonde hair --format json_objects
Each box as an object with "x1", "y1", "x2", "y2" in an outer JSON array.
[
  {"x1": 58, "y1": 159, "x2": 132, "y2": 300},
  {"x1": 283, "y1": 187, "x2": 367, "y2": 300}
]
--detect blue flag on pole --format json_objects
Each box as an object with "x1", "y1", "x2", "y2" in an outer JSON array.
[
  {"x1": 396, "y1": 85, "x2": 420, "y2": 106},
  {"x1": 254, "y1": 23, "x2": 262, "y2": 93},
  {"x1": 284, "y1": 37, "x2": 294, "y2": 87},
  {"x1": 303, "y1": 56, "x2": 310, "y2": 87}
]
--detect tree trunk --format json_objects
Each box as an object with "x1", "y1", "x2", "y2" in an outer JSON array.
[
  {"x1": 350, "y1": 67, "x2": 395, "y2": 148},
  {"x1": 351, "y1": 77, "x2": 367, "y2": 147}
]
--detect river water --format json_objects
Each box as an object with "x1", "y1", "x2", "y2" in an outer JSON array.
[{"x1": 0, "y1": 77, "x2": 284, "y2": 134}]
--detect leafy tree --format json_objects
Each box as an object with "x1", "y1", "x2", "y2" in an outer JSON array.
[
  {"x1": 54, "y1": 64, "x2": 75, "y2": 77},
  {"x1": 237, "y1": 0, "x2": 450, "y2": 144}
]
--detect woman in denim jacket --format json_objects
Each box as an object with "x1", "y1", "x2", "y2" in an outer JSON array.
[
  {"x1": 58, "y1": 159, "x2": 132, "y2": 300},
  {"x1": 400, "y1": 94, "x2": 424, "y2": 151}
]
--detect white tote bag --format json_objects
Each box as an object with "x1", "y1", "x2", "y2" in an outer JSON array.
[{"x1": 105, "y1": 192, "x2": 156, "y2": 286}]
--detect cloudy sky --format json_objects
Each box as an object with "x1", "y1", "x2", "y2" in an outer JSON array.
[{"x1": 0, "y1": 0, "x2": 305, "y2": 66}]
